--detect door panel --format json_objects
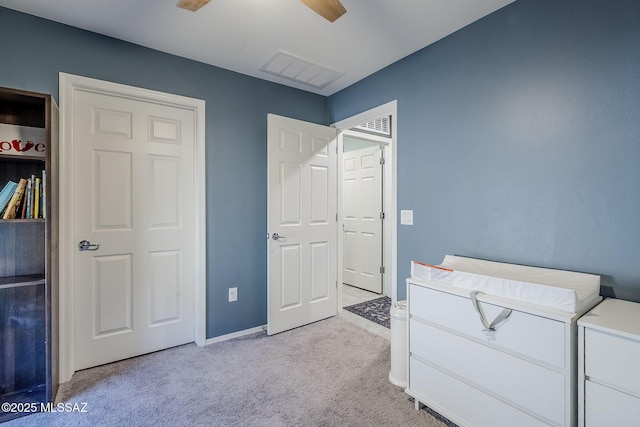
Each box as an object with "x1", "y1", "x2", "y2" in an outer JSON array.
[
  {"x1": 280, "y1": 244, "x2": 302, "y2": 309},
  {"x1": 310, "y1": 241, "x2": 330, "y2": 301},
  {"x1": 149, "y1": 156, "x2": 181, "y2": 227},
  {"x1": 95, "y1": 150, "x2": 132, "y2": 229},
  {"x1": 94, "y1": 254, "x2": 132, "y2": 336},
  {"x1": 342, "y1": 144, "x2": 383, "y2": 293},
  {"x1": 310, "y1": 165, "x2": 329, "y2": 223},
  {"x1": 267, "y1": 114, "x2": 337, "y2": 335},
  {"x1": 148, "y1": 250, "x2": 181, "y2": 324}
]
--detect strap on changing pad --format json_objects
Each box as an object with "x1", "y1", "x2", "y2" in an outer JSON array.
[{"x1": 470, "y1": 291, "x2": 512, "y2": 332}]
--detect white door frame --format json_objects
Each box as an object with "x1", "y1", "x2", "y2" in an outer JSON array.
[
  {"x1": 58, "y1": 73, "x2": 207, "y2": 382},
  {"x1": 333, "y1": 100, "x2": 398, "y2": 306}
]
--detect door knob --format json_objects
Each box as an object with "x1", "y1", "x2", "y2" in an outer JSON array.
[
  {"x1": 78, "y1": 240, "x2": 100, "y2": 251},
  {"x1": 271, "y1": 233, "x2": 286, "y2": 241}
]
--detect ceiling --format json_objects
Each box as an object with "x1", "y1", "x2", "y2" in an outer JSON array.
[{"x1": 0, "y1": 0, "x2": 514, "y2": 96}]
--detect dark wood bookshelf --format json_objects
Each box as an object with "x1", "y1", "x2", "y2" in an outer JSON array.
[{"x1": 0, "y1": 86, "x2": 58, "y2": 423}]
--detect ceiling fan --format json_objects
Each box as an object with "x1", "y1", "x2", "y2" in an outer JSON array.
[{"x1": 177, "y1": 0, "x2": 347, "y2": 23}]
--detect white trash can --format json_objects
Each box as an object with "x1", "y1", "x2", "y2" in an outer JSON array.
[{"x1": 389, "y1": 300, "x2": 407, "y2": 387}]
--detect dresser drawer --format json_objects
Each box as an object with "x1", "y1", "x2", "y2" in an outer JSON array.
[
  {"x1": 408, "y1": 283, "x2": 566, "y2": 368},
  {"x1": 409, "y1": 357, "x2": 551, "y2": 427},
  {"x1": 584, "y1": 329, "x2": 640, "y2": 397},
  {"x1": 410, "y1": 319, "x2": 565, "y2": 424},
  {"x1": 585, "y1": 380, "x2": 640, "y2": 427}
]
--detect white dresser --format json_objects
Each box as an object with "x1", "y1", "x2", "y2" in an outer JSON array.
[
  {"x1": 578, "y1": 298, "x2": 640, "y2": 427},
  {"x1": 407, "y1": 278, "x2": 600, "y2": 427}
]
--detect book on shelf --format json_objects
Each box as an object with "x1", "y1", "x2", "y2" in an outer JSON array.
[
  {"x1": 30, "y1": 174, "x2": 36, "y2": 218},
  {"x1": 20, "y1": 183, "x2": 28, "y2": 218},
  {"x1": 0, "y1": 180, "x2": 18, "y2": 216},
  {"x1": 34, "y1": 177, "x2": 41, "y2": 218},
  {"x1": 2, "y1": 178, "x2": 27, "y2": 219},
  {"x1": 42, "y1": 170, "x2": 46, "y2": 219},
  {"x1": 25, "y1": 177, "x2": 33, "y2": 219}
]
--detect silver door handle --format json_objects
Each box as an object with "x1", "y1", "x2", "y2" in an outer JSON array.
[
  {"x1": 271, "y1": 233, "x2": 286, "y2": 241},
  {"x1": 78, "y1": 240, "x2": 100, "y2": 251}
]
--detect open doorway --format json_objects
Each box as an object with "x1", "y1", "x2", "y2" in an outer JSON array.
[
  {"x1": 341, "y1": 132, "x2": 388, "y2": 306},
  {"x1": 333, "y1": 101, "x2": 398, "y2": 314}
]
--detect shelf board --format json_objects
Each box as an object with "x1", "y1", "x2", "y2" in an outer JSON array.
[
  {"x1": 0, "y1": 274, "x2": 45, "y2": 289},
  {"x1": 0, "y1": 218, "x2": 45, "y2": 224},
  {"x1": 0, "y1": 155, "x2": 46, "y2": 163}
]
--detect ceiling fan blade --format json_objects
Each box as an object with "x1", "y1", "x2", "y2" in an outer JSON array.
[
  {"x1": 300, "y1": 0, "x2": 347, "y2": 22},
  {"x1": 177, "y1": 0, "x2": 211, "y2": 12}
]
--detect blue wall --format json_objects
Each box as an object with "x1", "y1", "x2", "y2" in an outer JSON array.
[
  {"x1": 2, "y1": 0, "x2": 639, "y2": 340},
  {"x1": 329, "y1": 0, "x2": 640, "y2": 301},
  {"x1": 0, "y1": 7, "x2": 328, "y2": 338}
]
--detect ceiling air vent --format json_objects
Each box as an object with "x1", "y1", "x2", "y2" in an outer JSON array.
[
  {"x1": 353, "y1": 116, "x2": 391, "y2": 137},
  {"x1": 260, "y1": 50, "x2": 343, "y2": 89}
]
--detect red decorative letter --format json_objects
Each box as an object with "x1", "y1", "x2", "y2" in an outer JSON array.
[{"x1": 12, "y1": 139, "x2": 35, "y2": 152}]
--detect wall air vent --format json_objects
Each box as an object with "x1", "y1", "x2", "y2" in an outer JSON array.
[
  {"x1": 353, "y1": 116, "x2": 391, "y2": 137},
  {"x1": 260, "y1": 50, "x2": 344, "y2": 89}
]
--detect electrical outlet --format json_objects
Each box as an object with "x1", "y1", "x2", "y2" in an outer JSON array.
[{"x1": 228, "y1": 287, "x2": 238, "y2": 302}]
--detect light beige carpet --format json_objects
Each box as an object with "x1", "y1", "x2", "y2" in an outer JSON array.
[{"x1": 6, "y1": 316, "x2": 453, "y2": 426}]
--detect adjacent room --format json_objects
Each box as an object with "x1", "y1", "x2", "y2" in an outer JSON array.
[{"x1": 1, "y1": 0, "x2": 639, "y2": 425}]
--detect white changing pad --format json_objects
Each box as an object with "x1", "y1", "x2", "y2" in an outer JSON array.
[{"x1": 439, "y1": 255, "x2": 601, "y2": 313}]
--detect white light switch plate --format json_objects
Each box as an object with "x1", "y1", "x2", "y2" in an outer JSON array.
[{"x1": 401, "y1": 210, "x2": 413, "y2": 225}]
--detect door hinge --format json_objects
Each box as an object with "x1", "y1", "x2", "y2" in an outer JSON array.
[
  {"x1": 380, "y1": 212, "x2": 385, "y2": 220},
  {"x1": 380, "y1": 266, "x2": 385, "y2": 274},
  {"x1": 379, "y1": 157, "x2": 385, "y2": 165},
  {"x1": 336, "y1": 213, "x2": 338, "y2": 222}
]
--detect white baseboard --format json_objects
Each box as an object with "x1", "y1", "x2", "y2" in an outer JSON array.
[{"x1": 202, "y1": 325, "x2": 266, "y2": 346}]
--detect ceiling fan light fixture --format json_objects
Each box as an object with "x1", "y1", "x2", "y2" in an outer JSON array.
[
  {"x1": 177, "y1": 0, "x2": 211, "y2": 12},
  {"x1": 300, "y1": 0, "x2": 347, "y2": 23}
]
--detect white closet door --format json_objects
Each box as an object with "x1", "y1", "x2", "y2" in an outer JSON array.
[
  {"x1": 72, "y1": 89, "x2": 196, "y2": 370},
  {"x1": 342, "y1": 145, "x2": 383, "y2": 294}
]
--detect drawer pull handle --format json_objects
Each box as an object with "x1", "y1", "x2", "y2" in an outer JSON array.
[{"x1": 470, "y1": 291, "x2": 512, "y2": 332}]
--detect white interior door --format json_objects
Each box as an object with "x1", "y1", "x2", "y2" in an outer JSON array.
[
  {"x1": 267, "y1": 114, "x2": 337, "y2": 335},
  {"x1": 72, "y1": 89, "x2": 196, "y2": 370},
  {"x1": 342, "y1": 145, "x2": 383, "y2": 294}
]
